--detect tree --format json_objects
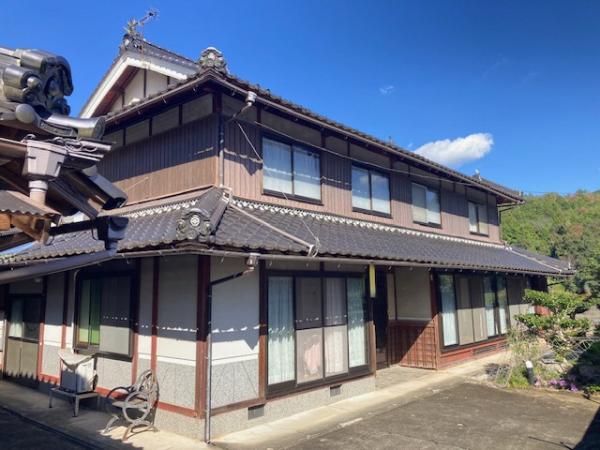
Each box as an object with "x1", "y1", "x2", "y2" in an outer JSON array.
[{"x1": 516, "y1": 289, "x2": 595, "y2": 356}]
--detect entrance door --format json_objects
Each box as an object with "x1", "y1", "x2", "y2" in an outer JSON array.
[
  {"x1": 4, "y1": 296, "x2": 42, "y2": 386},
  {"x1": 373, "y1": 270, "x2": 388, "y2": 369}
]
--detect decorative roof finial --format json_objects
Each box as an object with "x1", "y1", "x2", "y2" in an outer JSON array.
[
  {"x1": 121, "y1": 9, "x2": 159, "y2": 52},
  {"x1": 198, "y1": 47, "x2": 228, "y2": 73}
]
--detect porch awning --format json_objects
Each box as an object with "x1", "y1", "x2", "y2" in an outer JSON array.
[{"x1": 0, "y1": 187, "x2": 572, "y2": 276}]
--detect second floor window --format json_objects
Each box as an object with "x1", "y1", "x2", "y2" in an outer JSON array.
[
  {"x1": 351, "y1": 166, "x2": 391, "y2": 214},
  {"x1": 468, "y1": 201, "x2": 489, "y2": 235},
  {"x1": 412, "y1": 183, "x2": 441, "y2": 225},
  {"x1": 263, "y1": 138, "x2": 321, "y2": 200}
]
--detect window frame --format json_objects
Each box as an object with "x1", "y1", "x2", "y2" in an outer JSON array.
[
  {"x1": 266, "y1": 269, "x2": 371, "y2": 398},
  {"x1": 436, "y1": 272, "x2": 510, "y2": 352},
  {"x1": 351, "y1": 164, "x2": 391, "y2": 217},
  {"x1": 411, "y1": 182, "x2": 442, "y2": 227},
  {"x1": 73, "y1": 267, "x2": 138, "y2": 361},
  {"x1": 468, "y1": 201, "x2": 489, "y2": 236},
  {"x1": 261, "y1": 135, "x2": 323, "y2": 204}
]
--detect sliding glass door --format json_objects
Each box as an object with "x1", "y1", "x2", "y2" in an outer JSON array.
[{"x1": 267, "y1": 272, "x2": 369, "y2": 394}]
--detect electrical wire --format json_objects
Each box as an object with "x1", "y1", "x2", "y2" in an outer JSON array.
[{"x1": 235, "y1": 120, "x2": 321, "y2": 256}]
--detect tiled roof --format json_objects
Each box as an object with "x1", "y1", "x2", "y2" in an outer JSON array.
[
  {"x1": 0, "y1": 191, "x2": 59, "y2": 218},
  {"x1": 0, "y1": 188, "x2": 570, "y2": 276},
  {"x1": 100, "y1": 41, "x2": 522, "y2": 204},
  {"x1": 0, "y1": 188, "x2": 222, "y2": 263}
]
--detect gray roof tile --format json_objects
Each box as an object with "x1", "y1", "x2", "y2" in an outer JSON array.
[{"x1": 0, "y1": 189, "x2": 570, "y2": 276}]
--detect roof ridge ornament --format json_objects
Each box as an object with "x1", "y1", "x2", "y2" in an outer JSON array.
[
  {"x1": 198, "y1": 47, "x2": 228, "y2": 74},
  {"x1": 120, "y1": 9, "x2": 159, "y2": 53}
]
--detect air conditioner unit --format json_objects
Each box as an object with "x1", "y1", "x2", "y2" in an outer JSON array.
[{"x1": 58, "y1": 349, "x2": 96, "y2": 394}]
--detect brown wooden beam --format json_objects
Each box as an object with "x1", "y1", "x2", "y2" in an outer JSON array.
[
  {"x1": 257, "y1": 259, "x2": 267, "y2": 400},
  {"x1": 195, "y1": 255, "x2": 210, "y2": 417}
]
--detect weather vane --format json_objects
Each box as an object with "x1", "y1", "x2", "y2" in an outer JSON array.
[{"x1": 124, "y1": 8, "x2": 159, "y2": 39}]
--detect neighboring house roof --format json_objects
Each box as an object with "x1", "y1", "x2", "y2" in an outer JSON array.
[
  {"x1": 0, "y1": 188, "x2": 571, "y2": 276},
  {"x1": 0, "y1": 190, "x2": 59, "y2": 219},
  {"x1": 99, "y1": 44, "x2": 524, "y2": 204}
]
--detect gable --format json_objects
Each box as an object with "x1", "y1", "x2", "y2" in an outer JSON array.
[{"x1": 81, "y1": 49, "x2": 197, "y2": 118}]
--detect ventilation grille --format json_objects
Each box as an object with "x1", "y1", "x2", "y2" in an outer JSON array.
[
  {"x1": 248, "y1": 404, "x2": 265, "y2": 420},
  {"x1": 330, "y1": 385, "x2": 342, "y2": 397},
  {"x1": 473, "y1": 344, "x2": 497, "y2": 355}
]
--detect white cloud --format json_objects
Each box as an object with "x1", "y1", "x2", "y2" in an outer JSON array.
[
  {"x1": 379, "y1": 85, "x2": 395, "y2": 95},
  {"x1": 414, "y1": 133, "x2": 493, "y2": 168}
]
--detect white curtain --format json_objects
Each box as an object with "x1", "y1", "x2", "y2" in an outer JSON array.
[
  {"x1": 296, "y1": 328, "x2": 323, "y2": 383},
  {"x1": 268, "y1": 277, "x2": 295, "y2": 385},
  {"x1": 347, "y1": 278, "x2": 367, "y2": 367},
  {"x1": 325, "y1": 325, "x2": 348, "y2": 376},
  {"x1": 412, "y1": 183, "x2": 427, "y2": 223},
  {"x1": 439, "y1": 275, "x2": 458, "y2": 346},
  {"x1": 496, "y1": 277, "x2": 509, "y2": 333},
  {"x1": 324, "y1": 278, "x2": 348, "y2": 376},
  {"x1": 371, "y1": 172, "x2": 390, "y2": 214},
  {"x1": 263, "y1": 138, "x2": 292, "y2": 194},
  {"x1": 352, "y1": 166, "x2": 371, "y2": 210},
  {"x1": 468, "y1": 202, "x2": 478, "y2": 232},
  {"x1": 426, "y1": 189, "x2": 441, "y2": 224},
  {"x1": 8, "y1": 298, "x2": 23, "y2": 338},
  {"x1": 324, "y1": 278, "x2": 346, "y2": 326},
  {"x1": 293, "y1": 147, "x2": 321, "y2": 199},
  {"x1": 477, "y1": 204, "x2": 489, "y2": 235},
  {"x1": 484, "y1": 277, "x2": 497, "y2": 336}
]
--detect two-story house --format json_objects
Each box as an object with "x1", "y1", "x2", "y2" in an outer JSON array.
[{"x1": 0, "y1": 34, "x2": 571, "y2": 441}]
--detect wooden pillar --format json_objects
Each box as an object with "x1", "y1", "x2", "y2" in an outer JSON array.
[
  {"x1": 195, "y1": 255, "x2": 210, "y2": 417},
  {"x1": 429, "y1": 271, "x2": 441, "y2": 369}
]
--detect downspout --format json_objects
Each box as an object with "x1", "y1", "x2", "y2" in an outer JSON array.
[
  {"x1": 204, "y1": 255, "x2": 258, "y2": 443},
  {"x1": 218, "y1": 104, "x2": 225, "y2": 187}
]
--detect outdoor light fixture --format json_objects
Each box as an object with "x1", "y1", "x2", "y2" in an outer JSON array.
[{"x1": 246, "y1": 252, "x2": 259, "y2": 269}]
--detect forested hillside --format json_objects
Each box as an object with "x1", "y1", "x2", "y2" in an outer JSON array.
[{"x1": 501, "y1": 191, "x2": 600, "y2": 299}]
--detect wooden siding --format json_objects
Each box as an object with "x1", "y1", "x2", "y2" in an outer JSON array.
[
  {"x1": 98, "y1": 115, "x2": 218, "y2": 203},
  {"x1": 439, "y1": 337, "x2": 507, "y2": 368},
  {"x1": 387, "y1": 320, "x2": 437, "y2": 369},
  {"x1": 224, "y1": 120, "x2": 501, "y2": 243}
]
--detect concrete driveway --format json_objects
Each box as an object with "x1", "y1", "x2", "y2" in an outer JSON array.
[
  {"x1": 0, "y1": 407, "x2": 89, "y2": 450},
  {"x1": 288, "y1": 383, "x2": 600, "y2": 450}
]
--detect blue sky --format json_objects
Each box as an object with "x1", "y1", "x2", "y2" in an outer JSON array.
[{"x1": 2, "y1": 0, "x2": 599, "y2": 194}]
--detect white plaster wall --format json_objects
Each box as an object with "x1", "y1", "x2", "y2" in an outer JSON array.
[
  {"x1": 394, "y1": 267, "x2": 432, "y2": 320},
  {"x1": 322, "y1": 262, "x2": 368, "y2": 273},
  {"x1": 210, "y1": 257, "x2": 260, "y2": 364},
  {"x1": 146, "y1": 71, "x2": 168, "y2": 97},
  {"x1": 157, "y1": 255, "x2": 197, "y2": 364},
  {"x1": 262, "y1": 110, "x2": 321, "y2": 146},
  {"x1": 137, "y1": 258, "x2": 154, "y2": 363},
  {"x1": 9, "y1": 279, "x2": 44, "y2": 294},
  {"x1": 65, "y1": 270, "x2": 77, "y2": 348},
  {"x1": 43, "y1": 273, "x2": 64, "y2": 346},
  {"x1": 109, "y1": 94, "x2": 123, "y2": 113},
  {"x1": 124, "y1": 69, "x2": 144, "y2": 106},
  {"x1": 268, "y1": 260, "x2": 320, "y2": 271}
]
